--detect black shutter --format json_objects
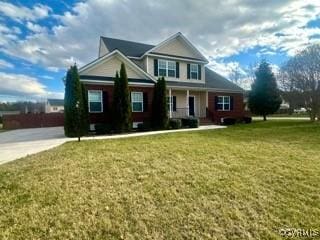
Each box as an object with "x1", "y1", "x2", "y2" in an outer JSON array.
[
  {"x1": 215, "y1": 96, "x2": 218, "y2": 110},
  {"x1": 143, "y1": 92, "x2": 148, "y2": 112},
  {"x1": 187, "y1": 63, "x2": 190, "y2": 79},
  {"x1": 103, "y1": 91, "x2": 108, "y2": 113},
  {"x1": 154, "y1": 59, "x2": 158, "y2": 76},
  {"x1": 198, "y1": 64, "x2": 201, "y2": 80},
  {"x1": 230, "y1": 96, "x2": 234, "y2": 111},
  {"x1": 176, "y1": 62, "x2": 180, "y2": 78},
  {"x1": 173, "y1": 96, "x2": 176, "y2": 111}
]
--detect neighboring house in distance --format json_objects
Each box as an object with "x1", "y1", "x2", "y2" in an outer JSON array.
[
  {"x1": 79, "y1": 32, "x2": 245, "y2": 127},
  {"x1": 46, "y1": 99, "x2": 64, "y2": 113},
  {"x1": 0, "y1": 111, "x2": 20, "y2": 117}
]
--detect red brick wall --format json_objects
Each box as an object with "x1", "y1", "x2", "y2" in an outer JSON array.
[
  {"x1": 3, "y1": 113, "x2": 64, "y2": 129},
  {"x1": 84, "y1": 84, "x2": 154, "y2": 124},
  {"x1": 207, "y1": 92, "x2": 245, "y2": 123}
]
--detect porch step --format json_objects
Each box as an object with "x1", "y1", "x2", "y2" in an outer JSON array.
[{"x1": 199, "y1": 118, "x2": 215, "y2": 126}]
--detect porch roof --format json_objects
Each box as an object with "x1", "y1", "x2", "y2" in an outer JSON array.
[{"x1": 167, "y1": 68, "x2": 244, "y2": 92}]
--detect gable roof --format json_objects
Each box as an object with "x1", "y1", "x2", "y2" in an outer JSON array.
[
  {"x1": 100, "y1": 37, "x2": 154, "y2": 57},
  {"x1": 143, "y1": 32, "x2": 208, "y2": 63},
  {"x1": 205, "y1": 68, "x2": 243, "y2": 92},
  {"x1": 79, "y1": 49, "x2": 156, "y2": 82},
  {"x1": 47, "y1": 99, "x2": 64, "y2": 106}
]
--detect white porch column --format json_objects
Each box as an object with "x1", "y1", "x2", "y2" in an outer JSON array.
[
  {"x1": 186, "y1": 89, "x2": 189, "y2": 117},
  {"x1": 169, "y1": 88, "x2": 172, "y2": 118}
]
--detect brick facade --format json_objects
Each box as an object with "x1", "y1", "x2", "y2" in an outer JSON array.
[
  {"x1": 84, "y1": 84, "x2": 154, "y2": 124},
  {"x1": 85, "y1": 84, "x2": 246, "y2": 125},
  {"x1": 207, "y1": 92, "x2": 245, "y2": 123}
]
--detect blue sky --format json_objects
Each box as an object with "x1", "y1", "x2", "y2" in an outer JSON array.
[{"x1": 0, "y1": 0, "x2": 320, "y2": 102}]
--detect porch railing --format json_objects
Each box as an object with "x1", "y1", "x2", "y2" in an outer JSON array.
[
  {"x1": 170, "y1": 108, "x2": 206, "y2": 118},
  {"x1": 171, "y1": 108, "x2": 189, "y2": 118}
]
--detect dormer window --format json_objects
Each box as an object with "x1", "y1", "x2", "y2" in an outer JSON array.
[
  {"x1": 190, "y1": 64, "x2": 198, "y2": 79},
  {"x1": 157, "y1": 59, "x2": 176, "y2": 77}
]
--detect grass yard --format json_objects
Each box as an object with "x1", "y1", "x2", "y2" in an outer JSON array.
[{"x1": 0, "y1": 121, "x2": 320, "y2": 239}]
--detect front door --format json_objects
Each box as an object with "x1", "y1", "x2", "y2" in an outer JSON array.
[{"x1": 189, "y1": 96, "x2": 195, "y2": 116}]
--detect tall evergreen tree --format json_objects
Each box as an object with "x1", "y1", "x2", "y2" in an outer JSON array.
[
  {"x1": 151, "y1": 77, "x2": 168, "y2": 129},
  {"x1": 112, "y1": 63, "x2": 132, "y2": 132},
  {"x1": 64, "y1": 65, "x2": 87, "y2": 137},
  {"x1": 248, "y1": 60, "x2": 282, "y2": 121},
  {"x1": 112, "y1": 71, "x2": 122, "y2": 131},
  {"x1": 81, "y1": 83, "x2": 89, "y2": 134}
]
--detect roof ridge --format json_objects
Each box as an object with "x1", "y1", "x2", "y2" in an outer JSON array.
[{"x1": 100, "y1": 36, "x2": 155, "y2": 47}]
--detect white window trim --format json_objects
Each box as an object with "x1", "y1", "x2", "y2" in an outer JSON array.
[
  {"x1": 158, "y1": 59, "x2": 176, "y2": 78},
  {"x1": 88, "y1": 90, "x2": 103, "y2": 113},
  {"x1": 131, "y1": 92, "x2": 144, "y2": 112},
  {"x1": 190, "y1": 63, "x2": 198, "y2": 80},
  {"x1": 217, "y1": 96, "x2": 230, "y2": 111}
]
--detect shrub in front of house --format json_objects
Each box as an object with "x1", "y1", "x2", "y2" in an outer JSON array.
[
  {"x1": 169, "y1": 119, "x2": 182, "y2": 129},
  {"x1": 243, "y1": 116, "x2": 252, "y2": 124},
  {"x1": 222, "y1": 117, "x2": 236, "y2": 125},
  {"x1": 137, "y1": 122, "x2": 151, "y2": 132},
  {"x1": 181, "y1": 117, "x2": 199, "y2": 128},
  {"x1": 95, "y1": 123, "x2": 112, "y2": 135}
]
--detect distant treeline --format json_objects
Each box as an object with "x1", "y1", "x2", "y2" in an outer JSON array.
[{"x1": 0, "y1": 101, "x2": 45, "y2": 113}]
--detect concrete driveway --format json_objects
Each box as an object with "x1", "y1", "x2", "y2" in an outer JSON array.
[{"x1": 0, "y1": 127, "x2": 67, "y2": 165}]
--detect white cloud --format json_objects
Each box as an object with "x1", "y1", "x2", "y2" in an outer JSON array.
[
  {"x1": 41, "y1": 75, "x2": 54, "y2": 80},
  {"x1": 0, "y1": 72, "x2": 46, "y2": 97},
  {"x1": 26, "y1": 22, "x2": 47, "y2": 33},
  {"x1": 47, "y1": 91, "x2": 64, "y2": 99},
  {"x1": 0, "y1": 2, "x2": 51, "y2": 22},
  {"x1": 1, "y1": 0, "x2": 320, "y2": 71},
  {"x1": 0, "y1": 59, "x2": 14, "y2": 69}
]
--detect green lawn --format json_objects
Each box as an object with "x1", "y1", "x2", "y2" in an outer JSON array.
[{"x1": 1, "y1": 121, "x2": 320, "y2": 239}]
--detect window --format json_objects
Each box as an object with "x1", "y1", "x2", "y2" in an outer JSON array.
[
  {"x1": 158, "y1": 59, "x2": 176, "y2": 77},
  {"x1": 167, "y1": 61, "x2": 176, "y2": 77},
  {"x1": 190, "y1": 64, "x2": 198, "y2": 79},
  {"x1": 217, "y1": 96, "x2": 230, "y2": 111},
  {"x1": 131, "y1": 92, "x2": 143, "y2": 112},
  {"x1": 88, "y1": 90, "x2": 103, "y2": 112},
  {"x1": 158, "y1": 59, "x2": 167, "y2": 77},
  {"x1": 53, "y1": 107, "x2": 58, "y2": 111}
]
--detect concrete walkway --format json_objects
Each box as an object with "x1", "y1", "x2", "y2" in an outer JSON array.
[
  {"x1": 253, "y1": 117, "x2": 310, "y2": 121},
  {"x1": 0, "y1": 125, "x2": 225, "y2": 165}
]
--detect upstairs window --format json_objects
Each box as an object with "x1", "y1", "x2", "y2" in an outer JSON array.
[
  {"x1": 158, "y1": 59, "x2": 176, "y2": 77},
  {"x1": 131, "y1": 92, "x2": 143, "y2": 112},
  {"x1": 217, "y1": 96, "x2": 230, "y2": 111},
  {"x1": 88, "y1": 90, "x2": 103, "y2": 113},
  {"x1": 158, "y1": 59, "x2": 167, "y2": 77},
  {"x1": 190, "y1": 64, "x2": 198, "y2": 79},
  {"x1": 167, "y1": 61, "x2": 176, "y2": 77}
]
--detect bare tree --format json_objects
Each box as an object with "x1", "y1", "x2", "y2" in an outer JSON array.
[{"x1": 281, "y1": 44, "x2": 320, "y2": 121}]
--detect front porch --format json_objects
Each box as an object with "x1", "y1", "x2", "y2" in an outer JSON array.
[{"x1": 167, "y1": 89, "x2": 208, "y2": 119}]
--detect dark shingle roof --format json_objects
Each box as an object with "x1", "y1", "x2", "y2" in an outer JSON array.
[
  {"x1": 101, "y1": 37, "x2": 154, "y2": 57},
  {"x1": 205, "y1": 68, "x2": 243, "y2": 91},
  {"x1": 48, "y1": 99, "x2": 64, "y2": 106}
]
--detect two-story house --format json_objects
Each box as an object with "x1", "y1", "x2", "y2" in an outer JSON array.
[{"x1": 79, "y1": 32, "x2": 245, "y2": 127}]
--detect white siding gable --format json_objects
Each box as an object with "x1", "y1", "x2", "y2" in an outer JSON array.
[
  {"x1": 152, "y1": 37, "x2": 203, "y2": 60},
  {"x1": 82, "y1": 55, "x2": 146, "y2": 79}
]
